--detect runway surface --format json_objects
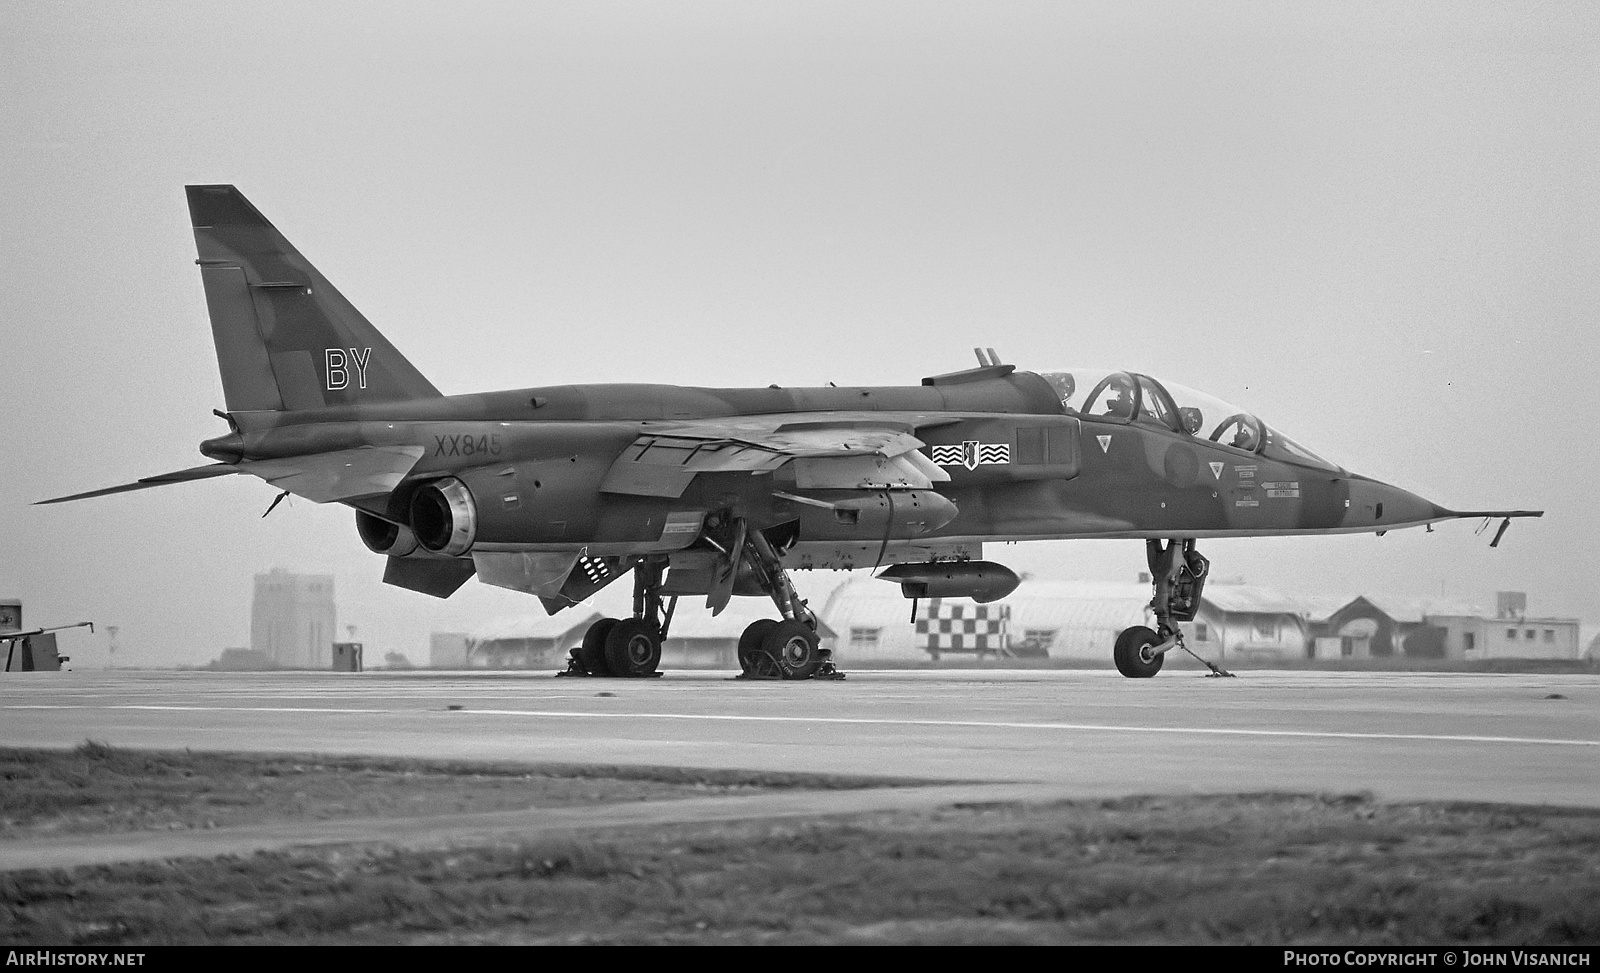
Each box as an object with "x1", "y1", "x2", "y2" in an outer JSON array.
[{"x1": 4, "y1": 667, "x2": 1596, "y2": 807}]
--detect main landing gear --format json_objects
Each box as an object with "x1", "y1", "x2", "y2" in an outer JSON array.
[
  {"x1": 561, "y1": 518, "x2": 842, "y2": 681},
  {"x1": 563, "y1": 558, "x2": 671, "y2": 678},
  {"x1": 1113, "y1": 539, "x2": 1233, "y2": 679},
  {"x1": 725, "y1": 523, "x2": 841, "y2": 680}
]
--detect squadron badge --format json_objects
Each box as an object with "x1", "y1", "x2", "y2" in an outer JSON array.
[{"x1": 930, "y1": 441, "x2": 1011, "y2": 470}]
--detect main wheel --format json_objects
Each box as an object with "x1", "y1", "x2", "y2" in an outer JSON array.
[
  {"x1": 579, "y1": 617, "x2": 618, "y2": 676},
  {"x1": 738, "y1": 619, "x2": 780, "y2": 676},
  {"x1": 605, "y1": 617, "x2": 661, "y2": 677},
  {"x1": 1113, "y1": 625, "x2": 1165, "y2": 678},
  {"x1": 762, "y1": 619, "x2": 823, "y2": 680}
]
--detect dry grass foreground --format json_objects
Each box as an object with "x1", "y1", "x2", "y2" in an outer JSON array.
[{"x1": 1, "y1": 743, "x2": 1598, "y2": 946}]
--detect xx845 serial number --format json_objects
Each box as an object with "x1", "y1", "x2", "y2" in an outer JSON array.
[{"x1": 433, "y1": 433, "x2": 502, "y2": 458}]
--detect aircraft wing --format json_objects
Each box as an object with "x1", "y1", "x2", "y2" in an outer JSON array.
[
  {"x1": 238, "y1": 445, "x2": 426, "y2": 503},
  {"x1": 599, "y1": 415, "x2": 950, "y2": 498},
  {"x1": 36, "y1": 464, "x2": 241, "y2": 505}
]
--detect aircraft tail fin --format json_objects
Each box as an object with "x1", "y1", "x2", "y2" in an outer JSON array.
[{"x1": 186, "y1": 185, "x2": 441, "y2": 412}]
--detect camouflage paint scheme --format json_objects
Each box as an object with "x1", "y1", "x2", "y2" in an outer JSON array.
[{"x1": 41, "y1": 187, "x2": 1539, "y2": 678}]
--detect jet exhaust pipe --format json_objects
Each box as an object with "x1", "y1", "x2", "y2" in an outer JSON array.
[
  {"x1": 875, "y1": 560, "x2": 1021, "y2": 603},
  {"x1": 409, "y1": 478, "x2": 477, "y2": 556},
  {"x1": 355, "y1": 510, "x2": 419, "y2": 557}
]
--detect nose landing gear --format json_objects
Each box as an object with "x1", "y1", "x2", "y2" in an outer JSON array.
[{"x1": 1113, "y1": 539, "x2": 1233, "y2": 679}]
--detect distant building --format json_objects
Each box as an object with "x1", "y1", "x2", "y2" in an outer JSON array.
[
  {"x1": 1188, "y1": 585, "x2": 1311, "y2": 661},
  {"x1": 209, "y1": 647, "x2": 277, "y2": 671},
  {"x1": 250, "y1": 568, "x2": 336, "y2": 668},
  {"x1": 1310, "y1": 595, "x2": 1476, "y2": 660},
  {"x1": 1459, "y1": 592, "x2": 1580, "y2": 661},
  {"x1": 816, "y1": 577, "x2": 1583, "y2": 667},
  {"x1": 470, "y1": 611, "x2": 602, "y2": 668},
  {"x1": 1307, "y1": 592, "x2": 1580, "y2": 662},
  {"x1": 429, "y1": 632, "x2": 471, "y2": 668}
]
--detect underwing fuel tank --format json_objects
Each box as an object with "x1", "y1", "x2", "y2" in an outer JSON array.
[{"x1": 875, "y1": 561, "x2": 1022, "y2": 603}]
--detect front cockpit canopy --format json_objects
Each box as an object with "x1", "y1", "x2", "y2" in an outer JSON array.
[{"x1": 1036, "y1": 368, "x2": 1341, "y2": 472}]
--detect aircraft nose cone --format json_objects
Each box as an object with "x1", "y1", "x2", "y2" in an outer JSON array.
[{"x1": 1345, "y1": 477, "x2": 1448, "y2": 531}]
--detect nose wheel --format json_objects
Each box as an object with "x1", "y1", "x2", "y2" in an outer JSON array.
[{"x1": 1113, "y1": 625, "x2": 1164, "y2": 678}]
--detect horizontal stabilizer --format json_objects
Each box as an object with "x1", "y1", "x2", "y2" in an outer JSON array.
[
  {"x1": 36, "y1": 464, "x2": 239, "y2": 505},
  {"x1": 239, "y1": 445, "x2": 425, "y2": 502}
]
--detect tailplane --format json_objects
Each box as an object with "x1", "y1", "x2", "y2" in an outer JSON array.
[{"x1": 187, "y1": 185, "x2": 441, "y2": 411}]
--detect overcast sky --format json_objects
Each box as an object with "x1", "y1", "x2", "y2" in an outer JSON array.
[{"x1": 3, "y1": 1, "x2": 1596, "y2": 667}]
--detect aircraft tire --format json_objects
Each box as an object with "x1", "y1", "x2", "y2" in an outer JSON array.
[
  {"x1": 579, "y1": 618, "x2": 618, "y2": 676},
  {"x1": 763, "y1": 620, "x2": 822, "y2": 680},
  {"x1": 737, "y1": 620, "x2": 779, "y2": 676},
  {"x1": 1113, "y1": 625, "x2": 1164, "y2": 678},
  {"x1": 604, "y1": 618, "x2": 661, "y2": 677}
]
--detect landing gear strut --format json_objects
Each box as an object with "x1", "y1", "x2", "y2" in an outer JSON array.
[
  {"x1": 1113, "y1": 539, "x2": 1232, "y2": 678},
  {"x1": 718, "y1": 519, "x2": 841, "y2": 680},
  {"x1": 563, "y1": 557, "x2": 671, "y2": 678}
]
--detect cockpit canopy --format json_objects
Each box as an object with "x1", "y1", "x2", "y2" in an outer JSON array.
[{"x1": 1036, "y1": 368, "x2": 1342, "y2": 472}]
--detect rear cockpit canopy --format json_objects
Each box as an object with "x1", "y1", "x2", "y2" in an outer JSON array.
[{"x1": 1035, "y1": 368, "x2": 1342, "y2": 472}]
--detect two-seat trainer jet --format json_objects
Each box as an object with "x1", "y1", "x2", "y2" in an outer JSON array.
[{"x1": 42, "y1": 186, "x2": 1542, "y2": 679}]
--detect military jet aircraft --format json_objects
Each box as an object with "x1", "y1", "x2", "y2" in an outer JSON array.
[{"x1": 41, "y1": 186, "x2": 1541, "y2": 679}]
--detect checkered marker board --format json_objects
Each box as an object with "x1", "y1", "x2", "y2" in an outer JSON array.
[{"x1": 915, "y1": 598, "x2": 1011, "y2": 655}]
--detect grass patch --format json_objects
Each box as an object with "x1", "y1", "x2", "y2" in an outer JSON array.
[
  {"x1": 0, "y1": 742, "x2": 934, "y2": 840},
  {"x1": 3, "y1": 786, "x2": 1600, "y2": 945}
]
